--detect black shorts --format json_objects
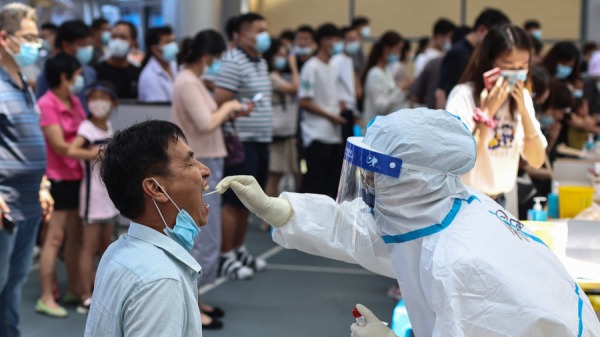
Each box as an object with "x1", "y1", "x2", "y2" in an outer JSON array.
[
  {"x1": 49, "y1": 180, "x2": 80, "y2": 211},
  {"x1": 222, "y1": 142, "x2": 269, "y2": 208}
]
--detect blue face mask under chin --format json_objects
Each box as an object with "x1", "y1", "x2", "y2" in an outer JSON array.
[{"x1": 152, "y1": 178, "x2": 200, "y2": 252}]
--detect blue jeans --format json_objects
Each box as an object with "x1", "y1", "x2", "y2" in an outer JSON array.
[{"x1": 0, "y1": 217, "x2": 41, "y2": 337}]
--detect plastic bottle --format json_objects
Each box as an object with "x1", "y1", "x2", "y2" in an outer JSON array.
[
  {"x1": 547, "y1": 182, "x2": 559, "y2": 219},
  {"x1": 352, "y1": 308, "x2": 366, "y2": 327},
  {"x1": 527, "y1": 197, "x2": 547, "y2": 221},
  {"x1": 583, "y1": 133, "x2": 595, "y2": 156}
]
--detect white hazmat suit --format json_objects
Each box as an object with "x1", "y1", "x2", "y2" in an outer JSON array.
[{"x1": 217, "y1": 108, "x2": 600, "y2": 337}]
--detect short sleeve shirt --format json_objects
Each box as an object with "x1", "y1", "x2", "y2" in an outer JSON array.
[
  {"x1": 298, "y1": 57, "x2": 341, "y2": 147},
  {"x1": 77, "y1": 120, "x2": 118, "y2": 222},
  {"x1": 0, "y1": 68, "x2": 46, "y2": 221},
  {"x1": 38, "y1": 91, "x2": 86, "y2": 180},
  {"x1": 215, "y1": 48, "x2": 273, "y2": 142}
]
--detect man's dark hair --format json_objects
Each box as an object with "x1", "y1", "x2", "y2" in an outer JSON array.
[
  {"x1": 91, "y1": 17, "x2": 108, "y2": 31},
  {"x1": 341, "y1": 26, "x2": 355, "y2": 38},
  {"x1": 45, "y1": 52, "x2": 81, "y2": 88},
  {"x1": 55, "y1": 20, "x2": 92, "y2": 50},
  {"x1": 524, "y1": 19, "x2": 541, "y2": 31},
  {"x1": 224, "y1": 15, "x2": 238, "y2": 41},
  {"x1": 315, "y1": 23, "x2": 340, "y2": 45},
  {"x1": 473, "y1": 8, "x2": 510, "y2": 31},
  {"x1": 351, "y1": 16, "x2": 369, "y2": 28},
  {"x1": 296, "y1": 25, "x2": 314, "y2": 40},
  {"x1": 145, "y1": 26, "x2": 172, "y2": 50},
  {"x1": 236, "y1": 13, "x2": 265, "y2": 33},
  {"x1": 279, "y1": 29, "x2": 295, "y2": 41},
  {"x1": 100, "y1": 120, "x2": 187, "y2": 219},
  {"x1": 114, "y1": 20, "x2": 138, "y2": 41},
  {"x1": 142, "y1": 26, "x2": 173, "y2": 68},
  {"x1": 583, "y1": 41, "x2": 598, "y2": 55},
  {"x1": 41, "y1": 22, "x2": 58, "y2": 32},
  {"x1": 433, "y1": 18, "x2": 456, "y2": 36}
]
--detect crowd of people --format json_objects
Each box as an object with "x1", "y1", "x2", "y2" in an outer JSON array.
[{"x1": 0, "y1": 1, "x2": 600, "y2": 336}]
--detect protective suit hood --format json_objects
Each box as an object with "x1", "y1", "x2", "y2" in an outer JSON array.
[{"x1": 363, "y1": 109, "x2": 476, "y2": 232}]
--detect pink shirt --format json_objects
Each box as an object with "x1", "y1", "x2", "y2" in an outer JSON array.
[
  {"x1": 39, "y1": 90, "x2": 86, "y2": 180},
  {"x1": 171, "y1": 69, "x2": 226, "y2": 158},
  {"x1": 77, "y1": 120, "x2": 119, "y2": 221}
]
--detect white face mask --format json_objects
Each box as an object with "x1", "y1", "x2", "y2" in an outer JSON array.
[
  {"x1": 88, "y1": 100, "x2": 112, "y2": 119},
  {"x1": 108, "y1": 38, "x2": 130, "y2": 58}
]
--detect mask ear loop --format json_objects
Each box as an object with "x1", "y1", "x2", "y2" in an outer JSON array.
[
  {"x1": 151, "y1": 178, "x2": 181, "y2": 212},
  {"x1": 150, "y1": 178, "x2": 181, "y2": 231}
]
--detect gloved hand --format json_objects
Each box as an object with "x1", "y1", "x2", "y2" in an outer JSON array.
[
  {"x1": 351, "y1": 304, "x2": 397, "y2": 337},
  {"x1": 216, "y1": 175, "x2": 293, "y2": 227}
]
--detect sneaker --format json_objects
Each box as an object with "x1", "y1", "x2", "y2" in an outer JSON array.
[
  {"x1": 76, "y1": 297, "x2": 92, "y2": 314},
  {"x1": 35, "y1": 299, "x2": 68, "y2": 318},
  {"x1": 235, "y1": 246, "x2": 266, "y2": 272},
  {"x1": 218, "y1": 252, "x2": 253, "y2": 280}
]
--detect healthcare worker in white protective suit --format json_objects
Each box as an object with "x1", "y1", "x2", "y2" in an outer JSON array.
[{"x1": 217, "y1": 108, "x2": 600, "y2": 337}]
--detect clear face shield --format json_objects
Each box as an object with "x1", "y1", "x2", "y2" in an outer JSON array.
[{"x1": 331, "y1": 137, "x2": 403, "y2": 252}]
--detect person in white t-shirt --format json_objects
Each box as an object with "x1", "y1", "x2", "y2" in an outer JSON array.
[
  {"x1": 67, "y1": 83, "x2": 119, "y2": 314},
  {"x1": 298, "y1": 23, "x2": 346, "y2": 198},
  {"x1": 413, "y1": 18, "x2": 456, "y2": 77},
  {"x1": 331, "y1": 26, "x2": 362, "y2": 141},
  {"x1": 445, "y1": 25, "x2": 547, "y2": 205}
]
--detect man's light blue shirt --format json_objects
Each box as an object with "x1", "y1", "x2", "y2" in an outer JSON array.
[
  {"x1": 138, "y1": 57, "x2": 177, "y2": 102},
  {"x1": 84, "y1": 222, "x2": 202, "y2": 337}
]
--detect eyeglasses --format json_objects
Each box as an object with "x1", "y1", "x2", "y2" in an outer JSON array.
[{"x1": 10, "y1": 34, "x2": 42, "y2": 48}]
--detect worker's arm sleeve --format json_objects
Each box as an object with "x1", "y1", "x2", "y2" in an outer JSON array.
[{"x1": 272, "y1": 192, "x2": 396, "y2": 278}]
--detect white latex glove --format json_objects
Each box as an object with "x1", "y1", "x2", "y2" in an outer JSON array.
[
  {"x1": 351, "y1": 304, "x2": 397, "y2": 337},
  {"x1": 216, "y1": 175, "x2": 293, "y2": 227}
]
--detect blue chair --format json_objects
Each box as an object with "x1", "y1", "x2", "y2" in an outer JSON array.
[{"x1": 391, "y1": 300, "x2": 413, "y2": 337}]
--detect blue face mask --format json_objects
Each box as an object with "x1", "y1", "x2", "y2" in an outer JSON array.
[
  {"x1": 152, "y1": 178, "x2": 200, "y2": 252},
  {"x1": 69, "y1": 75, "x2": 85, "y2": 93},
  {"x1": 76, "y1": 45, "x2": 93, "y2": 65},
  {"x1": 500, "y1": 69, "x2": 528, "y2": 85},
  {"x1": 540, "y1": 115, "x2": 554, "y2": 128},
  {"x1": 572, "y1": 88, "x2": 583, "y2": 99},
  {"x1": 13, "y1": 42, "x2": 39, "y2": 67},
  {"x1": 345, "y1": 41, "x2": 361, "y2": 55},
  {"x1": 294, "y1": 46, "x2": 313, "y2": 56},
  {"x1": 42, "y1": 39, "x2": 52, "y2": 52},
  {"x1": 108, "y1": 38, "x2": 130, "y2": 58},
  {"x1": 361, "y1": 26, "x2": 370, "y2": 38},
  {"x1": 387, "y1": 53, "x2": 400, "y2": 65},
  {"x1": 255, "y1": 32, "x2": 271, "y2": 53},
  {"x1": 206, "y1": 60, "x2": 221, "y2": 76},
  {"x1": 531, "y1": 30, "x2": 542, "y2": 40},
  {"x1": 555, "y1": 64, "x2": 573, "y2": 80},
  {"x1": 332, "y1": 41, "x2": 344, "y2": 55},
  {"x1": 161, "y1": 42, "x2": 179, "y2": 62},
  {"x1": 101, "y1": 31, "x2": 111, "y2": 45},
  {"x1": 273, "y1": 56, "x2": 287, "y2": 70},
  {"x1": 443, "y1": 40, "x2": 452, "y2": 52}
]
